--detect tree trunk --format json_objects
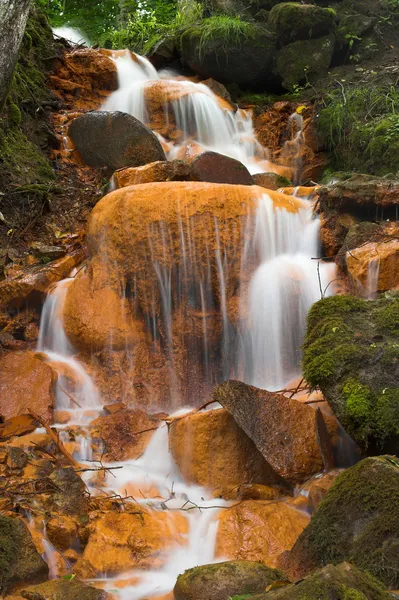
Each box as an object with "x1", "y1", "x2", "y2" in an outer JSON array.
[{"x1": 0, "y1": 0, "x2": 31, "y2": 111}]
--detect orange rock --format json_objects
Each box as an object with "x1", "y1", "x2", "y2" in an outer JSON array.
[
  {"x1": 297, "y1": 470, "x2": 343, "y2": 512},
  {"x1": 51, "y1": 48, "x2": 118, "y2": 111},
  {"x1": 169, "y1": 408, "x2": 284, "y2": 490},
  {"x1": 212, "y1": 483, "x2": 286, "y2": 501},
  {"x1": 346, "y1": 240, "x2": 399, "y2": 292},
  {"x1": 216, "y1": 500, "x2": 309, "y2": 566},
  {"x1": 0, "y1": 352, "x2": 56, "y2": 421},
  {"x1": 91, "y1": 409, "x2": 154, "y2": 461},
  {"x1": 114, "y1": 161, "x2": 191, "y2": 188},
  {"x1": 0, "y1": 414, "x2": 37, "y2": 438},
  {"x1": 74, "y1": 509, "x2": 189, "y2": 577},
  {"x1": 0, "y1": 250, "x2": 84, "y2": 310},
  {"x1": 46, "y1": 516, "x2": 77, "y2": 550},
  {"x1": 174, "y1": 141, "x2": 205, "y2": 163}
]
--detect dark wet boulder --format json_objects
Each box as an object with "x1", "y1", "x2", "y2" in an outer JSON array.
[
  {"x1": 212, "y1": 380, "x2": 338, "y2": 485},
  {"x1": 0, "y1": 516, "x2": 48, "y2": 595},
  {"x1": 191, "y1": 152, "x2": 253, "y2": 185},
  {"x1": 303, "y1": 295, "x2": 399, "y2": 452},
  {"x1": 283, "y1": 457, "x2": 399, "y2": 589},
  {"x1": 265, "y1": 562, "x2": 391, "y2": 599},
  {"x1": 253, "y1": 172, "x2": 291, "y2": 190},
  {"x1": 268, "y1": 3, "x2": 336, "y2": 46},
  {"x1": 48, "y1": 466, "x2": 89, "y2": 516},
  {"x1": 21, "y1": 579, "x2": 112, "y2": 600},
  {"x1": 69, "y1": 111, "x2": 166, "y2": 170},
  {"x1": 181, "y1": 22, "x2": 277, "y2": 89},
  {"x1": 274, "y1": 35, "x2": 334, "y2": 91},
  {"x1": 174, "y1": 560, "x2": 285, "y2": 600}
]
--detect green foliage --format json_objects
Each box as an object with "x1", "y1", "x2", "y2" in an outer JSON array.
[
  {"x1": 317, "y1": 84, "x2": 399, "y2": 175},
  {"x1": 193, "y1": 16, "x2": 260, "y2": 59}
]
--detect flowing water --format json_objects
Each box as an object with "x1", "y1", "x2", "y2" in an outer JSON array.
[{"x1": 37, "y1": 48, "x2": 337, "y2": 598}]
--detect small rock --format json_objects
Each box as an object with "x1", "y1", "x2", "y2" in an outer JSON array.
[
  {"x1": 103, "y1": 402, "x2": 127, "y2": 415},
  {"x1": 48, "y1": 467, "x2": 88, "y2": 516},
  {"x1": 69, "y1": 110, "x2": 166, "y2": 170},
  {"x1": 253, "y1": 172, "x2": 290, "y2": 190},
  {"x1": 114, "y1": 160, "x2": 190, "y2": 188},
  {"x1": 191, "y1": 151, "x2": 253, "y2": 185},
  {"x1": 7, "y1": 447, "x2": 28, "y2": 470},
  {"x1": 30, "y1": 242, "x2": 66, "y2": 261}
]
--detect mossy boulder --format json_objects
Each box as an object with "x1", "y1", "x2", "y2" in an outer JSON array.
[
  {"x1": 180, "y1": 21, "x2": 277, "y2": 89},
  {"x1": 21, "y1": 579, "x2": 112, "y2": 600},
  {"x1": 174, "y1": 560, "x2": 285, "y2": 600},
  {"x1": 303, "y1": 295, "x2": 399, "y2": 451},
  {"x1": 268, "y1": 3, "x2": 336, "y2": 46},
  {"x1": 284, "y1": 457, "x2": 399, "y2": 589},
  {"x1": 0, "y1": 515, "x2": 48, "y2": 594},
  {"x1": 274, "y1": 35, "x2": 334, "y2": 91},
  {"x1": 262, "y1": 562, "x2": 391, "y2": 599}
]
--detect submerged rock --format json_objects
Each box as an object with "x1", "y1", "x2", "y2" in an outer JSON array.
[
  {"x1": 21, "y1": 579, "x2": 112, "y2": 600},
  {"x1": 283, "y1": 456, "x2": 399, "y2": 589},
  {"x1": 0, "y1": 516, "x2": 48, "y2": 594},
  {"x1": 0, "y1": 351, "x2": 56, "y2": 421},
  {"x1": 212, "y1": 381, "x2": 338, "y2": 485},
  {"x1": 68, "y1": 110, "x2": 166, "y2": 170},
  {"x1": 190, "y1": 151, "x2": 253, "y2": 185},
  {"x1": 181, "y1": 23, "x2": 277, "y2": 89},
  {"x1": 174, "y1": 560, "x2": 285, "y2": 600},
  {"x1": 169, "y1": 408, "x2": 285, "y2": 490},
  {"x1": 264, "y1": 562, "x2": 391, "y2": 599},
  {"x1": 303, "y1": 295, "x2": 399, "y2": 451},
  {"x1": 216, "y1": 499, "x2": 309, "y2": 567}
]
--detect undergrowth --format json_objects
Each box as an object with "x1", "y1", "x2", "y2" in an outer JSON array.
[
  {"x1": 193, "y1": 16, "x2": 259, "y2": 59},
  {"x1": 316, "y1": 84, "x2": 399, "y2": 175}
]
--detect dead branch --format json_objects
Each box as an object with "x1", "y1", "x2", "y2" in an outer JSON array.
[{"x1": 60, "y1": 387, "x2": 82, "y2": 409}]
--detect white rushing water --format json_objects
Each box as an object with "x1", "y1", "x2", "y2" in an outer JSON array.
[{"x1": 52, "y1": 26, "x2": 90, "y2": 46}]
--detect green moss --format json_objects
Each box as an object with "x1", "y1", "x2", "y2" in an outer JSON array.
[
  {"x1": 303, "y1": 296, "x2": 399, "y2": 450},
  {"x1": 274, "y1": 35, "x2": 334, "y2": 91},
  {"x1": 0, "y1": 516, "x2": 20, "y2": 594},
  {"x1": 268, "y1": 3, "x2": 336, "y2": 45}
]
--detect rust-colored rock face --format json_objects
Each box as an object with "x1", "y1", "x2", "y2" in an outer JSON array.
[
  {"x1": 213, "y1": 381, "x2": 338, "y2": 485},
  {"x1": 75, "y1": 510, "x2": 189, "y2": 577},
  {"x1": 216, "y1": 500, "x2": 309, "y2": 567},
  {"x1": 91, "y1": 408, "x2": 154, "y2": 461},
  {"x1": 0, "y1": 352, "x2": 56, "y2": 421},
  {"x1": 169, "y1": 408, "x2": 283, "y2": 490},
  {"x1": 346, "y1": 240, "x2": 399, "y2": 293},
  {"x1": 63, "y1": 182, "x2": 304, "y2": 408},
  {"x1": 51, "y1": 48, "x2": 118, "y2": 111}
]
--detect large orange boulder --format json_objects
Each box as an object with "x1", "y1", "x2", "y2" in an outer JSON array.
[
  {"x1": 212, "y1": 381, "x2": 338, "y2": 485},
  {"x1": 0, "y1": 352, "x2": 56, "y2": 421},
  {"x1": 169, "y1": 408, "x2": 284, "y2": 491},
  {"x1": 74, "y1": 509, "x2": 188, "y2": 577},
  {"x1": 216, "y1": 500, "x2": 309, "y2": 567},
  {"x1": 346, "y1": 240, "x2": 399, "y2": 293},
  {"x1": 63, "y1": 182, "x2": 304, "y2": 408}
]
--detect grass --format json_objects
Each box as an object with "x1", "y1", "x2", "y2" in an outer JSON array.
[
  {"x1": 195, "y1": 15, "x2": 259, "y2": 59},
  {"x1": 316, "y1": 84, "x2": 399, "y2": 174}
]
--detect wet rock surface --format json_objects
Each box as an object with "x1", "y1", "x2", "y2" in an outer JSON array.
[
  {"x1": 68, "y1": 111, "x2": 166, "y2": 170},
  {"x1": 114, "y1": 160, "x2": 191, "y2": 188},
  {"x1": 213, "y1": 381, "x2": 338, "y2": 485},
  {"x1": 190, "y1": 152, "x2": 254, "y2": 185},
  {"x1": 21, "y1": 579, "x2": 112, "y2": 600}
]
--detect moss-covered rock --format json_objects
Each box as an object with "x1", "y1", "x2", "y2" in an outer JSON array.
[
  {"x1": 268, "y1": 3, "x2": 336, "y2": 46},
  {"x1": 284, "y1": 457, "x2": 399, "y2": 589},
  {"x1": 0, "y1": 515, "x2": 48, "y2": 595},
  {"x1": 174, "y1": 560, "x2": 285, "y2": 600},
  {"x1": 336, "y1": 222, "x2": 383, "y2": 266},
  {"x1": 274, "y1": 35, "x2": 334, "y2": 91},
  {"x1": 303, "y1": 295, "x2": 399, "y2": 451},
  {"x1": 21, "y1": 578, "x2": 112, "y2": 600},
  {"x1": 262, "y1": 562, "x2": 391, "y2": 599},
  {"x1": 180, "y1": 18, "x2": 277, "y2": 89}
]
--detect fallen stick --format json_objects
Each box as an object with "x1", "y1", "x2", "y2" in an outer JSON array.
[{"x1": 60, "y1": 387, "x2": 82, "y2": 408}]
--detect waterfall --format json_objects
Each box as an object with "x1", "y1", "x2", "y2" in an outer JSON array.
[{"x1": 38, "y1": 278, "x2": 101, "y2": 423}]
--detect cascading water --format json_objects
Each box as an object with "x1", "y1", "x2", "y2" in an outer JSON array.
[{"x1": 38, "y1": 277, "x2": 100, "y2": 424}]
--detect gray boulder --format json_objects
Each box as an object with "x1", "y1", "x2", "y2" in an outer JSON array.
[
  {"x1": 69, "y1": 111, "x2": 166, "y2": 170},
  {"x1": 191, "y1": 151, "x2": 253, "y2": 185}
]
